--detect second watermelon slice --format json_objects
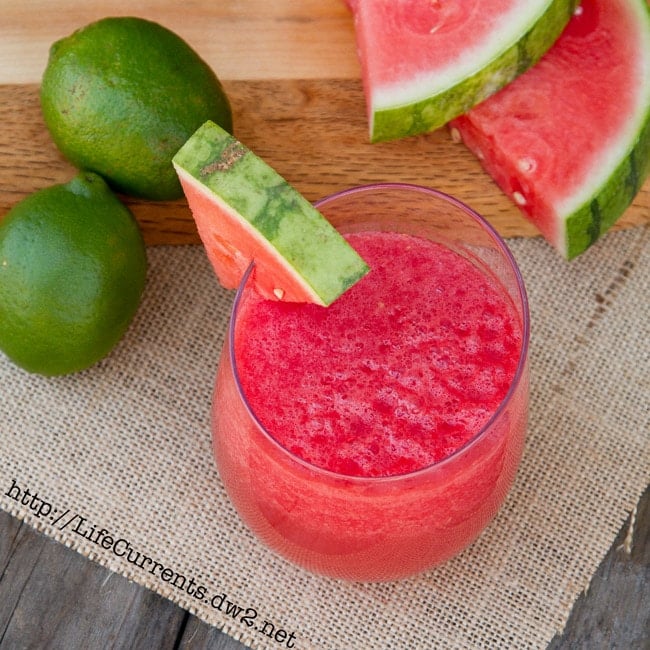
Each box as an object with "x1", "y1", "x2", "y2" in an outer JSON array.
[{"x1": 452, "y1": 0, "x2": 650, "y2": 259}]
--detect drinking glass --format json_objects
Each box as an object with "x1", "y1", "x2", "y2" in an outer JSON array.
[{"x1": 212, "y1": 183, "x2": 530, "y2": 582}]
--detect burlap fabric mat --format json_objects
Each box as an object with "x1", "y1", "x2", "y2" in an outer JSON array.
[{"x1": 1, "y1": 225, "x2": 648, "y2": 650}]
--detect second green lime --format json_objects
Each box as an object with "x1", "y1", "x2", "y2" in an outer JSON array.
[
  {"x1": 40, "y1": 16, "x2": 233, "y2": 200},
  {"x1": 0, "y1": 172, "x2": 147, "y2": 376}
]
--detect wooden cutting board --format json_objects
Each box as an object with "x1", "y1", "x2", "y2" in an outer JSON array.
[{"x1": 1, "y1": 0, "x2": 648, "y2": 246}]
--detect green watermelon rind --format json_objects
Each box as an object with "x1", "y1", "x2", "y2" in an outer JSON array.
[
  {"x1": 564, "y1": 106, "x2": 650, "y2": 260},
  {"x1": 371, "y1": 0, "x2": 579, "y2": 143},
  {"x1": 172, "y1": 121, "x2": 369, "y2": 306}
]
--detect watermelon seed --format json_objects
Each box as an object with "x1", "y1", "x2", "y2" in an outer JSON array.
[
  {"x1": 273, "y1": 288, "x2": 285, "y2": 300},
  {"x1": 513, "y1": 191, "x2": 527, "y2": 206},
  {"x1": 450, "y1": 127, "x2": 462, "y2": 143},
  {"x1": 517, "y1": 157, "x2": 536, "y2": 174}
]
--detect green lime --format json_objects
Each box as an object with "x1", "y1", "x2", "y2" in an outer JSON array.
[
  {"x1": 40, "y1": 16, "x2": 233, "y2": 200},
  {"x1": 0, "y1": 172, "x2": 147, "y2": 376}
]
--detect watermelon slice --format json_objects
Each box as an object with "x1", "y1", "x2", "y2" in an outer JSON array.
[
  {"x1": 172, "y1": 121, "x2": 369, "y2": 306},
  {"x1": 347, "y1": 0, "x2": 579, "y2": 142},
  {"x1": 451, "y1": 0, "x2": 650, "y2": 259}
]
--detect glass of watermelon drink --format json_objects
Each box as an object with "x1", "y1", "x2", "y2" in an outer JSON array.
[{"x1": 212, "y1": 183, "x2": 530, "y2": 582}]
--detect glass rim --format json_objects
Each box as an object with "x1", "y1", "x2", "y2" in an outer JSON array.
[{"x1": 227, "y1": 182, "x2": 530, "y2": 484}]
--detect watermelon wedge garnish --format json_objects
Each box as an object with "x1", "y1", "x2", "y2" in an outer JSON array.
[
  {"x1": 451, "y1": 0, "x2": 650, "y2": 259},
  {"x1": 347, "y1": 0, "x2": 579, "y2": 142},
  {"x1": 172, "y1": 121, "x2": 369, "y2": 306}
]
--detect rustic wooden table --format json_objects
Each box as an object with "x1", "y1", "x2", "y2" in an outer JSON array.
[
  {"x1": 1, "y1": 489, "x2": 648, "y2": 649},
  {"x1": 1, "y1": 3, "x2": 648, "y2": 648}
]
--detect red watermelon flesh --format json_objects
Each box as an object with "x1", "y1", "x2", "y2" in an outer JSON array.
[
  {"x1": 451, "y1": 0, "x2": 650, "y2": 258},
  {"x1": 176, "y1": 172, "x2": 367, "y2": 305},
  {"x1": 357, "y1": 1, "x2": 523, "y2": 87}
]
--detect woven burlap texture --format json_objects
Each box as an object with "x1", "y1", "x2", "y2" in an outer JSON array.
[{"x1": 1, "y1": 226, "x2": 648, "y2": 650}]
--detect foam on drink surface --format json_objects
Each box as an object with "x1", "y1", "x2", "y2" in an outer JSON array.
[{"x1": 234, "y1": 231, "x2": 522, "y2": 478}]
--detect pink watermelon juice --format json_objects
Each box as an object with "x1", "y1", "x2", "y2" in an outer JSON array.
[{"x1": 212, "y1": 184, "x2": 529, "y2": 581}]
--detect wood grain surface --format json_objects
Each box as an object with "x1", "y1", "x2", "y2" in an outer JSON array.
[
  {"x1": 1, "y1": 81, "x2": 649, "y2": 246},
  {"x1": 1, "y1": 487, "x2": 648, "y2": 649},
  {"x1": 0, "y1": 0, "x2": 361, "y2": 85},
  {"x1": 1, "y1": 0, "x2": 648, "y2": 246}
]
